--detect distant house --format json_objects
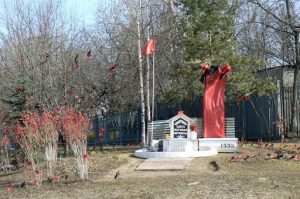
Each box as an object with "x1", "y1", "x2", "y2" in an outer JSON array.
[
  {"x1": 257, "y1": 65, "x2": 300, "y2": 88},
  {"x1": 257, "y1": 65, "x2": 300, "y2": 134}
]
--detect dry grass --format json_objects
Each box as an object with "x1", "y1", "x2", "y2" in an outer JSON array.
[{"x1": 1, "y1": 145, "x2": 300, "y2": 199}]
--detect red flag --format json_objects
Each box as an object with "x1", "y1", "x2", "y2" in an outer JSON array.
[
  {"x1": 142, "y1": 39, "x2": 155, "y2": 57},
  {"x1": 34, "y1": 169, "x2": 42, "y2": 175},
  {"x1": 7, "y1": 184, "x2": 13, "y2": 191},
  {"x1": 83, "y1": 153, "x2": 89, "y2": 161},
  {"x1": 38, "y1": 54, "x2": 49, "y2": 65},
  {"x1": 99, "y1": 128, "x2": 105, "y2": 137},
  {"x1": 238, "y1": 92, "x2": 253, "y2": 102},
  {"x1": 30, "y1": 179, "x2": 38, "y2": 185},
  {"x1": 107, "y1": 64, "x2": 118, "y2": 73},
  {"x1": 72, "y1": 54, "x2": 80, "y2": 72},
  {"x1": 178, "y1": 110, "x2": 184, "y2": 115},
  {"x1": 67, "y1": 90, "x2": 75, "y2": 97},
  {"x1": 86, "y1": 50, "x2": 92, "y2": 59}
]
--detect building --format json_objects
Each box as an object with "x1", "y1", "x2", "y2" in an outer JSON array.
[
  {"x1": 257, "y1": 65, "x2": 300, "y2": 88},
  {"x1": 257, "y1": 65, "x2": 300, "y2": 134}
]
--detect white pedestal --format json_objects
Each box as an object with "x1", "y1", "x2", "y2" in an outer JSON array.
[
  {"x1": 151, "y1": 140, "x2": 160, "y2": 151},
  {"x1": 163, "y1": 139, "x2": 194, "y2": 152},
  {"x1": 190, "y1": 140, "x2": 198, "y2": 151},
  {"x1": 190, "y1": 131, "x2": 197, "y2": 140},
  {"x1": 134, "y1": 147, "x2": 218, "y2": 159},
  {"x1": 198, "y1": 138, "x2": 238, "y2": 153}
]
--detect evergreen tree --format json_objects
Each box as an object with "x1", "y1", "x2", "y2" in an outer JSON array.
[
  {"x1": 163, "y1": 0, "x2": 275, "y2": 102},
  {"x1": 1, "y1": 81, "x2": 37, "y2": 121},
  {"x1": 181, "y1": 0, "x2": 236, "y2": 63}
]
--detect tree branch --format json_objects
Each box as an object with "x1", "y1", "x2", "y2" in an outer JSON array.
[
  {"x1": 249, "y1": 0, "x2": 293, "y2": 28},
  {"x1": 254, "y1": 21, "x2": 294, "y2": 35}
]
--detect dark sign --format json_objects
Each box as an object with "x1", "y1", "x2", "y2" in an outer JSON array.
[{"x1": 173, "y1": 118, "x2": 188, "y2": 138}]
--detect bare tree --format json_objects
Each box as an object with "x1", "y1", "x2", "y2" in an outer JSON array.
[
  {"x1": 91, "y1": 0, "x2": 183, "y2": 145},
  {"x1": 238, "y1": 0, "x2": 300, "y2": 135},
  {"x1": 124, "y1": 0, "x2": 146, "y2": 146},
  {"x1": 0, "y1": 0, "x2": 84, "y2": 111}
]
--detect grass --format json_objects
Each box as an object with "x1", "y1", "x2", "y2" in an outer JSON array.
[{"x1": 0, "y1": 144, "x2": 300, "y2": 199}]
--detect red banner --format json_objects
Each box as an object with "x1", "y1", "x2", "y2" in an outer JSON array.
[
  {"x1": 202, "y1": 64, "x2": 231, "y2": 138},
  {"x1": 142, "y1": 39, "x2": 155, "y2": 57}
]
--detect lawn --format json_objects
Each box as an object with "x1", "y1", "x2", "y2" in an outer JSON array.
[{"x1": 1, "y1": 143, "x2": 300, "y2": 199}]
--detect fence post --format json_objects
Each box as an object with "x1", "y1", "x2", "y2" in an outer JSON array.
[
  {"x1": 276, "y1": 80, "x2": 282, "y2": 138},
  {"x1": 297, "y1": 88, "x2": 300, "y2": 134}
]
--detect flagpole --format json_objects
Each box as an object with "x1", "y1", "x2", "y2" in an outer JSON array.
[
  {"x1": 150, "y1": 1, "x2": 155, "y2": 147},
  {"x1": 151, "y1": 51, "x2": 155, "y2": 145},
  {"x1": 146, "y1": 0, "x2": 151, "y2": 148}
]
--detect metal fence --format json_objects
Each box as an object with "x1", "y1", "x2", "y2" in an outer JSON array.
[
  {"x1": 91, "y1": 109, "x2": 141, "y2": 146},
  {"x1": 154, "y1": 95, "x2": 280, "y2": 140},
  {"x1": 281, "y1": 88, "x2": 300, "y2": 134},
  {"x1": 91, "y1": 89, "x2": 300, "y2": 145},
  {"x1": 147, "y1": 118, "x2": 235, "y2": 144},
  {"x1": 238, "y1": 95, "x2": 279, "y2": 139}
]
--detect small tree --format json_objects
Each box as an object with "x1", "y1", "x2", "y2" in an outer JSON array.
[
  {"x1": 39, "y1": 110, "x2": 60, "y2": 177},
  {"x1": 16, "y1": 112, "x2": 43, "y2": 184},
  {"x1": 1, "y1": 135, "x2": 10, "y2": 166},
  {"x1": 61, "y1": 106, "x2": 90, "y2": 180},
  {"x1": 15, "y1": 109, "x2": 61, "y2": 184}
]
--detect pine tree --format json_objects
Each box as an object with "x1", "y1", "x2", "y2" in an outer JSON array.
[
  {"x1": 181, "y1": 0, "x2": 236, "y2": 63},
  {"x1": 1, "y1": 81, "x2": 36, "y2": 121},
  {"x1": 163, "y1": 0, "x2": 275, "y2": 102}
]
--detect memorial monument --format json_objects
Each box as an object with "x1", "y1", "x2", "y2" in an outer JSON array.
[
  {"x1": 199, "y1": 63, "x2": 238, "y2": 152},
  {"x1": 134, "y1": 63, "x2": 238, "y2": 158}
]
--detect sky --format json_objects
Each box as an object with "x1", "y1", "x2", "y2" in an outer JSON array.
[
  {"x1": 64, "y1": 0, "x2": 112, "y2": 25},
  {"x1": 65, "y1": 0, "x2": 97, "y2": 24},
  {"x1": 0, "y1": 0, "x2": 115, "y2": 33}
]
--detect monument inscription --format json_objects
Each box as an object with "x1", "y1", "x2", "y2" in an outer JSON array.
[
  {"x1": 169, "y1": 111, "x2": 191, "y2": 139},
  {"x1": 173, "y1": 118, "x2": 188, "y2": 138}
]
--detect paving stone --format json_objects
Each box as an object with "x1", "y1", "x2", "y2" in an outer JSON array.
[{"x1": 135, "y1": 158, "x2": 193, "y2": 171}]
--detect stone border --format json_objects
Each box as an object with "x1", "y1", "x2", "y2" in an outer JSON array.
[{"x1": 134, "y1": 146, "x2": 218, "y2": 159}]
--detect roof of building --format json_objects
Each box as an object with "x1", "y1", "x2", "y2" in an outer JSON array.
[{"x1": 257, "y1": 65, "x2": 294, "y2": 73}]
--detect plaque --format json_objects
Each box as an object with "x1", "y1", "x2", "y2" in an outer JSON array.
[
  {"x1": 169, "y1": 111, "x2": 191, "y2": 139},
  {"x1": 173, "y1": 118, "x2": 188, "y2": 138}
]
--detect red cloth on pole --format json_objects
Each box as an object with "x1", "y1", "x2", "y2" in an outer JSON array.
[
  {"x1": 142, "y1": 39, "x2": 155, "y2": 57},
  {"x1": 202, "y1": 64, "x2": 231, "y2": 138}
]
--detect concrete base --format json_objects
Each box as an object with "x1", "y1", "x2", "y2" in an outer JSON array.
[
  {"x1": 135, "y1": 158, "x2": 193, "y2": 170},
  {"x1": 163, "y1": 139, "x2": 192, "y2": 152},
  {"x1": 198, "y1": 138, "x2": 238, "y2": 153},
  {"x1": 134, "y1": 146, "x2": 218, "y2": 159}
]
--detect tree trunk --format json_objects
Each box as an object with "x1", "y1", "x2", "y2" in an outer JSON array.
[
  {"x1": 289, "y1": 32, "x2": 300, "y2": 136},
  {"x1": 137, "y1": 0, "x2": 146, "y2": 146}
]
